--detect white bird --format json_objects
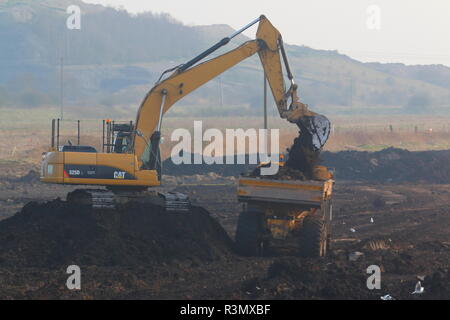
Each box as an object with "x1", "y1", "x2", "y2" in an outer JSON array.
[
  {"x1": 412, "y1": 281, "x2": 425, "y2": 295},
  {"x1": 350, "y1": 228, "x2": 356, "y2": 233},
  {"x1": 381, "y1": 294, "x2": 395, "y2": 300},
  {"x1": 370, "y1": 217, "x2": 374, "y2": 223},
  {"x1": 349, "y1": 251, "x2": 364, "y2": 261}
]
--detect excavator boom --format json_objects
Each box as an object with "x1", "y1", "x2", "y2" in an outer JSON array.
[{"x1": 133, "y1": 15, "x2": 330, "y2": 169}]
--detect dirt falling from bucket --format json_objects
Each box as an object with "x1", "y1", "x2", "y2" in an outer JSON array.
[{"x1": 285, "y1": 132, "x2": 321, "y2": 179}]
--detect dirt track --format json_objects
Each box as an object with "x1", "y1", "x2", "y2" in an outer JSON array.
[{"x1": 0, "y1": 153, "x2": 449, "y2": 300}]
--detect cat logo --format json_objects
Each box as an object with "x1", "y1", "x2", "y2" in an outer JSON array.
[{"x1": 114, "y1": 171, "x2": 126, "y2": 179}]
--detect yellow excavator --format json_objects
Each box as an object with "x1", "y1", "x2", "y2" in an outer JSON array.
[{"x1": 40, "y1": 15, "x2": 331, "y2": 212}]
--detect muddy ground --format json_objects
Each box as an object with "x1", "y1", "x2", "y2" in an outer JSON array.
[{"x1": 0, "y1": 155, "x2": 449, "y2": 300}]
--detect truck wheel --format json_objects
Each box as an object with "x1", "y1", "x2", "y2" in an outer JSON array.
[
  {"x1": 300, "y1": 215, "x2": 328, "y2": 257},
  {"x1": 235, "y1": 210, "x2": 267, "y2": 256}
]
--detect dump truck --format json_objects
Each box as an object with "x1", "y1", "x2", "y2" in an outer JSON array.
[{"x1": 236, "y1": 172, "x2": 334, "y2": 257}]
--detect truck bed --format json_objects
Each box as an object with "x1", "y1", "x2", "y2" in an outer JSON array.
[{"x1": 237, "y1": 177, "x2": 333, "y2": 207}]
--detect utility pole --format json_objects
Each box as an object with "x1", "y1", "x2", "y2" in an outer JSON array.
[
  {"x1": 60, "y1": 25, "x2": 67, "y2": 121},
  {"x1": 263, "y1": 72, "x2": 268, "y2": 130},
  {"x1": 60, "y1": 56, "x2": 64, "y2": 120}
]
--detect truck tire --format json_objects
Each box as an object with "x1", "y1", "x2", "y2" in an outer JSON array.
[
  {"x1": 235, "y1": 210, "x2": 267, "y2": 256},
  {"x1": 300, "y1": 215, "x2": 328, "y2": 257}
]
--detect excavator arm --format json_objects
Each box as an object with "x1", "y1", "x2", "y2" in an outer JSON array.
[
  {"x1": 133, "y1": 40, "x2": 260, "y2": 168},
  {"x1": 133, "y1": 15, "x2": 330, "y2": 169}
]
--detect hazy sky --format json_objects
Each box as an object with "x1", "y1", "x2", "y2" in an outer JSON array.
[{"x1": 83, "y1": 0, "x2": 450, "y2": 66}]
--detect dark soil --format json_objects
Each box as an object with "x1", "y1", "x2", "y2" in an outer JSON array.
[
  {"x1": 0, "y1": 185, "x2": 449, "y2": 300},
  {"x1": 0, "y1": 199, "x2": 233, "y2": 268},
  {"x1": 322, "y1": 147, "x2": 450, "y2": 183},
  {"x1": 246, "y1": 166, "x2": 307, "y2": 180},
  {"x1": 260, "y1": 256, "x2": 373, "y2": 299},
  {"x1": 285, "y1": 134, "x2": 321, "y2": 179},
  {"x1": 164, "y1": 148, "x2": 450, "y2": 184},
  {"x1": 1, "y1": 158, "x2": 450, "y2": 299}
]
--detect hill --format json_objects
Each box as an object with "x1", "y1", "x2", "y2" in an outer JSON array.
[{"x1": 0, "y1": 0, "x2": 449, "y2": 116}]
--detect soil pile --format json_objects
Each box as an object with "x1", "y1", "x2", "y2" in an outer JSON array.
[
  {"x1": 164, "y1": 148, "x2": 450, "y2": 184},
  {"x1": 322, "y1": 147, "x2": 450, "y2": 183},
  {"x1": 0, "y1": 199, "x2": 234, "y2": 268}
]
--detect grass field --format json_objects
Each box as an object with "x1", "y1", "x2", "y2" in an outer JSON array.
[{"x1": 3, "y1": 106, "x2": 450, "y2": 164}]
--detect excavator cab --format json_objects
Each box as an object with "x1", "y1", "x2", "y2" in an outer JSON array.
[
  {"x1": 103, "y1": 121, "x2": 134, "y2": 154},
  {"x1": 112, "y1": 132, "x2": 131, "y2": 154}
]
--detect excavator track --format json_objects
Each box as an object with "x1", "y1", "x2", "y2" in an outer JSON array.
[
  {"x1": 160, "y1": 192, "x2": 191, "y2": 212},
  {"x1": 90, "y1": 191, "x2": 116, "y2": 209},
  {"x1": 66, "y1": 189, "x2": 191, "y2": 212},
  {"x1": 67, "y1": 189, "x2": 116, "y2": 209}
]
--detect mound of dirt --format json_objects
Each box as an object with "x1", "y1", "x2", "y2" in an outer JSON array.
[
  {"x1": 0, "y1": 199, "x2": 234, "y2": 268},
  {"x1": 322, "y1": 147, "x2": 450, "y2": 183},
  {"x1": 163, "y1": 148, "x2": 450, "y2": 184}
]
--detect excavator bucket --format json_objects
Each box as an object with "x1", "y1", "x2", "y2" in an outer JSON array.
[
  {"x1": 296, "y1": 115, "x2": 331, "y2": 151},
  {"x1": 285, "y1": 114, "x2": 331, "y2": 179}
]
